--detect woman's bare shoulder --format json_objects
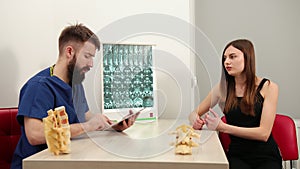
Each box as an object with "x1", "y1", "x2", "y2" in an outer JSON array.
[{"x1": 259, "y1": 78, "x2": 279, "y2": 97}]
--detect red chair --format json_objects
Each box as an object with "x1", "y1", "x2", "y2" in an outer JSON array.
[
  {"x1": 219, "y1": 116, "x2": 230, "y2": 153},
  {"x1": 0, "y1": 108, "x2": 21, "y2": 169},
  {"x1": 219, "y1": 114, "x2": 299, "y2": 169}
]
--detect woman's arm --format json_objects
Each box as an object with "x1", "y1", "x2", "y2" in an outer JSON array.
[
  {"x1": 189, "y1": 91, "x2": 211, "y2": 124},
  {"x1": 217, "y1": 81, "x2": 278, "y2": 142},
  {"x1": 189, "y1": 84, "x2": 221, "y2": 127}
]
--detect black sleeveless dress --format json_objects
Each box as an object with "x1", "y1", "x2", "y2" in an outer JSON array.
[{"x1": 225, "y1": 78, "x2": 282, "y2": 168}]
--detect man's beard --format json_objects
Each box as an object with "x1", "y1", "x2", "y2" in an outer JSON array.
[{"x1": 67, "y1": 56, "x2": 86, "y2": 85}]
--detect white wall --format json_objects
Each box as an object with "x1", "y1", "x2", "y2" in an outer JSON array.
[
  {"x1": 194, "y1": 0, "x2": 300, "y2": 119},
  {"x1": 4, "y1": 0, "x2": 298, "y2": 119},
  {"x1": 0, "y1": 0, "x2": 195, "y2": 119}
]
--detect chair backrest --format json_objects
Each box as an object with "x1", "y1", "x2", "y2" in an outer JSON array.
[
  {"x1": 272, "y1": 114, "x2": 299, "y2": 161},
  {"x1": 219, "y1": 114, "x2": 299, "y2": 161},
  {"x1": 0, "y1": 108, "x2": 21, "y2": 169},
  {"x1": 219, "y1": 116, "x2": 230, "y2": 153}
]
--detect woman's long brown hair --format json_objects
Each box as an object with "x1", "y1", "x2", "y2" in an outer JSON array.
[{"x1": 221, "y1": 39, "x2": 257, "y2": 116}]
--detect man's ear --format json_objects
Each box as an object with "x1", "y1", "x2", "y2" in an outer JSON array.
[{"x1": 65, "y1": 46, "x2": 75, "y2": 59}]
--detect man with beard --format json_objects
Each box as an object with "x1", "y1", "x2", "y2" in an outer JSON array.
[{"x1": 11, "y1": 24, "x2": 136, "y2": 169}]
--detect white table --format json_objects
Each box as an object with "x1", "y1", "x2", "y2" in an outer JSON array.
[{"x1": 23, "y1": 119, "x2": 228, "y2": 169}]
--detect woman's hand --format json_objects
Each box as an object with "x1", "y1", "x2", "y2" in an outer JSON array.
[
  {"x1": 204, "y1": 108, "x2": 221, "y2": 130},
  {"x1": 192, "y1": 115, "x2": 205, "y2": 130}
]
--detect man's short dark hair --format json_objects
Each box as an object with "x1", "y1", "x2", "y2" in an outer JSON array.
[{"x1": 58, "y1": 23, "x2": 100, "y2": 54}]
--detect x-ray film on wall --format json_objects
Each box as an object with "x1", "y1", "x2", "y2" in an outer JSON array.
[{"x1": 101, "y1": 43, "x2": 158, "y2": 122}]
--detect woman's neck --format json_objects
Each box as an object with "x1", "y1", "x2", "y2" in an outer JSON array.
[
  {"x1": 234, "y1": 75, "x2": 246, "y2": 97},
  {"x1": 234, "y1": 75, "x2": 246, "y2": 86}
]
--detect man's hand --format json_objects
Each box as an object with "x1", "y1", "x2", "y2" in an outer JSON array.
[
  {"x1": 84, "y1": 113, "x2": 108, "y2": 131},
  {"x1": 112, "y1": 110, "x2": 139, "y2": 132}
]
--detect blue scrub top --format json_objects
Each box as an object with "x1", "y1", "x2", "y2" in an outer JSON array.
[{"x1": 11, "y1": 66, "x2": 89, "y2": 169}]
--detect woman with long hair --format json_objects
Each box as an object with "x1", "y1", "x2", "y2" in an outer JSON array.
[{"x1": 189, "y1": 39, "x2": 282, "y2": 169}]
